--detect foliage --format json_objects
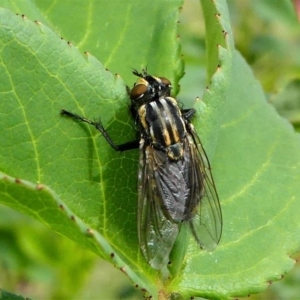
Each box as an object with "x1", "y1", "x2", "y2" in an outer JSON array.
[{"x1": 0, "y1": 0, "x2": 300, "y2": 299}]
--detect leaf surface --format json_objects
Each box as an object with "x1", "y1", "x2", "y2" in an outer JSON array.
[{"x1": 0, "y1": 0, "x2": 300, "y2": 299}]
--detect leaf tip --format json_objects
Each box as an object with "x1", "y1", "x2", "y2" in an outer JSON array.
[
  {"x1": 86, "y1": 228, "x2": 94, "y2": 236},
  {"x1": 120, "y1": 266, "x2": 127, "y2": 275},
  {"x1": 222, "y1": 30, "x2": 229, "y2": 38},
  {"x1": 36, "y1": 183, "x2": 44, "y2": 190},
  {"x1": 15, "y1": 13, "x2": 27, "y2": 21}
]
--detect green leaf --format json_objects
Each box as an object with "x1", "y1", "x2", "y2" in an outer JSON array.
[
  {"x1": 270, "y1": 79, "x2": 300, "y2": 125},
  {"x1": 0, "y1": 289, "x2": 29, "y2": 300},
  {"x1": 0, "y1": 205, "x2": 97, "y2": 299},
  {"x1": 168, "y1": 1, "x2": 300, "y2": 299},
  {"x1": 33, "y1": 0, "x2": 185, "y2": 89},
  {"x1": 1, "y1": 0, "x2": 300, "y2": 299},
  {"x1": 0, "y1": 2, "x2": 183, "y2": 298}
]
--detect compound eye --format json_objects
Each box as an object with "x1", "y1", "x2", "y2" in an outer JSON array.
[
  {"x1": 130, "y1": 84, "x2": 148, "y2": 100},
  {"x1": 158, "y1": 77, "x2": 171, "y2": 87}
]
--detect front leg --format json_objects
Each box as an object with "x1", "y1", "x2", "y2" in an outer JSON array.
[
  {"x1": 61, "y1": 109, "x2": 139, "y2": 152},
  {"x1": 182, "y1": 108, "x2": 196, "y2": 121}
]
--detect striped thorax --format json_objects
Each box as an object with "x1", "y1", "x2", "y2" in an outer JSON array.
[{"x1": 130, "y1": 70, "x2": 186, "y2": 160}]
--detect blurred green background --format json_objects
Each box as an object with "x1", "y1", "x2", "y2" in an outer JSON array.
[{"x1": 1, "y1": 0, "x2": 300, "y2": 299}]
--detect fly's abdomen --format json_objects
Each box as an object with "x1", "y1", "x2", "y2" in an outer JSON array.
[{"x1": 139, "y1": 97, "x2": 186, "y2": 160}]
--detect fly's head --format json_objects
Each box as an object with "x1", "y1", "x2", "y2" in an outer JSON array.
[{"x1": 130, "y1": 69, "x2": 172, "y2": 110}]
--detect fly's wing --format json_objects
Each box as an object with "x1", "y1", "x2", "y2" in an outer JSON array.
[
  {"x1": 186, "y1": 127, "x2": 222, "y2": 251},
  {"x1": 153, "y1": 148, "x2": 190, "y2": 223},
  {"x1": 138, "y1": 142, "x2": 179, "y2": 269}
]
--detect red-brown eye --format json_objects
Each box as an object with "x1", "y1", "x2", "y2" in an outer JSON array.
[
  {"x1": 130, "y1": 84, "x2": 148, "y2": 100},
  {"x1": 158, "y1": 77, "x2": 171, "y2": 87}
]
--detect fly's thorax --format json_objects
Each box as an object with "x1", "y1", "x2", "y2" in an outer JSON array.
[
  {"x1": 137, "y1": 104, "x2": 148, "y2": 131},
  {"x1": 138, "y1": 97, "x2": 187, "y2": 160}
]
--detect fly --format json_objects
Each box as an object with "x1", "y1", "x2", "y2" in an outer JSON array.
[{"x1": 61, "y1": 69, "x2": 222, "y2": 269}]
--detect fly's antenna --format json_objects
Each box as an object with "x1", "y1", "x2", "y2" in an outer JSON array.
[
  {"x1": 132, "y1": 69, "x2": 144, "y2": 78},
  {"x1": 142, "y1": 65, "x2": 148, "y2": 76},
  {"x1": 132, "y1": 66, "x2": 149, "y2": 78}
]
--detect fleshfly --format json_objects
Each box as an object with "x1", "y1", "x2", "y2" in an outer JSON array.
[{"x1": 61, "y1": 70, "x2": 222, "y2": 269}]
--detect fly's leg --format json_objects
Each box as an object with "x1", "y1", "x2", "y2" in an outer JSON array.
[
  {"x1": 60, "y1": 109, "x2": 139, "y2": 152},
  {"x1": 182, "y1": 108, "x2": 198, "y2": 141},
  {"x1": 182, "y1": 108, "x2": 196, "y2": 121}
]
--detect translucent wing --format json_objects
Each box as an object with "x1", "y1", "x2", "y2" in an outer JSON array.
[
  {"x1": 137, "y1": 141, "x2": 179, "y2": 269},
  {"x1": 137, "y1": 126, "x2": 222, "y2": 268},
  {"x1": 186, "y1": 126, "x2": 223, "y2": 251}
]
